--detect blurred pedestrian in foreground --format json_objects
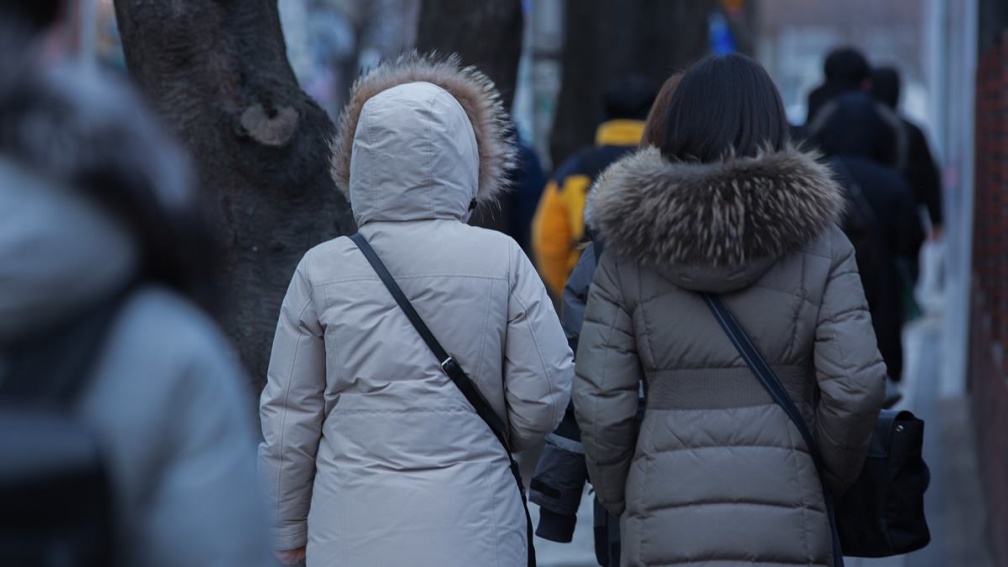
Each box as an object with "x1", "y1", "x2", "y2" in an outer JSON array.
[
  {"x1": 574, "y1": 54, "x2": 885, "y2": 567},
  {"x1": 532, "y1": 75, "x2": 658, "y2": 296},
  {"x1": 811, "y1": 92, "x2": 925, "y2": 386},
  {"x1": 0, "y1": 19, "x2": 273, "y2": 567},
  {"x1": 259, "y1": 53, "x2": 573, "y2": 567},
  {"x1": 530, "y1": 72, "x2": 682, "y2": 567},
  {"x1": 871, "y1": 66, "x2": 944, "y2": 237}
]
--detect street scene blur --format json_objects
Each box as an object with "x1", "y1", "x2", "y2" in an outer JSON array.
[{"x1": 0, "y1": 0, "x2": 1005, "y2": 566}]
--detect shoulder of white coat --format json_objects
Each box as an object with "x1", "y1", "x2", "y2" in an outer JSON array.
[{"x1": 299, "y1": 235, "x2": 368, "y2": 284}]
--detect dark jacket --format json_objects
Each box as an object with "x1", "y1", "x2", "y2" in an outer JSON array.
[
  {"x1": 900, "y1": 118, "x2": 943, "y2": 228},
  {"x1": 531, "y1": 235, "x2": 641, "y2": 566},
  {"x1": 529, "y1": 243, "x2": 596, "y2": 540},
  {"x1": 532, "y1": 120, "x2": 644, "y2": 295},
  {"x1": 812, "y1": 93, "x2": 925, "y2": 381},
  {"x1": 507, "y1": 140, "x2": 548, "y2": 253}
]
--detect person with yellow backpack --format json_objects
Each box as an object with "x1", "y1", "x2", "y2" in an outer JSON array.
[{"x1": 532, "y1": 76, "x2": 658, "y2": 296}]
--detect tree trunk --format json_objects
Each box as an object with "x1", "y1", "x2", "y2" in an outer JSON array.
[
  {"x1": 113, "y1": 0, "x2": 355, "y2": 386},
  {"x1": 415, "y1": 0, "x2": 524, "y2": 234},
  {"x1": 550, "y1": 0, "x2": 716, "y2": 165},
  {"x1": 415, "y1": 0, "x2": 523, "y2": 110}
]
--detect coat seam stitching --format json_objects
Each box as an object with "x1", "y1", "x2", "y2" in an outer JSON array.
[
  {"x1": 272, "y1": 288, "x2": 315, "y2": 543},
  {"x1": 511, "y1": 291, "x2": 560, "y2": 429}
]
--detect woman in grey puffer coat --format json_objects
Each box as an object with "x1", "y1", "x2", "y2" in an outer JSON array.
[
  {"x1": 258, "y1": 53, "x2": 573, "y2": 567},
  {"x1": 574, "y1": 54, "x2": 885, "y2": 567}
]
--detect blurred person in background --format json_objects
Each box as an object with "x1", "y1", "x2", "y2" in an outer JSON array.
[
  {"x1": 506, "y1": 128, "x2": 549, "y2": 254},
  {"x1": 532, "y1": 75, "x2": 658, "y2": 297},
  {"x1": 259, "y1": 53, "x2": 572, "y2": 567},
  {"x1": 805, "y1": 47, "x2": 873, "y2": 127},
  {"x1": 871, "y1": 65, "x2": 944, "y2": 237},
  {"x1": 0, "y1": 12, "x2": 274, "y2": 567},
  {"x1": 811, "y1": 92, "x2": 925, "y2": 389},
  {"x1": 530, "y1": 72, "x2": 682, "y2": 567},
  {"x1": 574, "y1": 54, "x2": 885, "y2": 567}
]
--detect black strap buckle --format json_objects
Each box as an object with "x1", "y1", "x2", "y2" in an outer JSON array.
[{"x1": 441, "y1": 356, "x2": 461, "y2": 375}]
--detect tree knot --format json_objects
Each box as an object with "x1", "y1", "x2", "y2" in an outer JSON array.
[{"x1": 240, "y1": 104, "x2": 299, "y2": 147}]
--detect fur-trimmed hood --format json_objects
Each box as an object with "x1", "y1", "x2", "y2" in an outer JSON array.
[
  {"x1": 588, "y1": 146, "x2": 844, "y2": 292},
  {"x1": 332, "y1": 52, "x2": 516, "y2": 225}
]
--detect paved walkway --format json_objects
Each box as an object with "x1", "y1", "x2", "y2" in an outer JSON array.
[{"x1": 534, "y1": 311, "x2": 995, "y2": 566}]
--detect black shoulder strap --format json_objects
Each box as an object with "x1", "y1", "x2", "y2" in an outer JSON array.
[
  {"x1": 350, "y1": 234, "x2": 511, "y2": 447},
  {"x1": 702, "y1": 292, "x2": 845, "y2": 567},
  {"x1": 702, "y1": 294, "x2": 819, "y2": 456},
  {"x1": 350, "y1": 233, "x2": 536, "y2": 567}
]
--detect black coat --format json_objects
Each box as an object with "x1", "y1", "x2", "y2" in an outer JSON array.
[
  {"x1": 830, "y1": 155, "x2": 922, "y2": 381},
  {"x1": 812, "y1": 93, "x2": 925, "y2": 381},
  {"x1": 530, "y1": 240, "x2": 629, "y2": 566},
  {"x1": 899, "y1": 118, "x2": 943, "y2": 228}
]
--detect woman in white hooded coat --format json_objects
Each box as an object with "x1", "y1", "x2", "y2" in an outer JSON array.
[{"x1": 258, "y1": 53, "x2": 574, "y2": 566}]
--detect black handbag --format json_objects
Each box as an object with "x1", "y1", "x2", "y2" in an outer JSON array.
[
  {"x1": 350, "y1": 233, "x2": 536, "y2": 567},
  {"x1": 703, "y1": 293, "x2": 930, "y2": 564}
]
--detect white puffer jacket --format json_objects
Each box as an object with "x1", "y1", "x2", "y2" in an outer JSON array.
[{"x1": 258, "y1": 55, "x2": 574, "y2": 567}]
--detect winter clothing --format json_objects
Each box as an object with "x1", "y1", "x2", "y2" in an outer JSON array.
[
  {"x1": 573, "y1": 146, "x2": 886, "y2": 567},
  {"x1": 812, "y1": 93, "x2": 926, "y2": 381},
  {"x1": 530, "y1": 244, "x2": 598, "y2": 539},
  {"x1": 870, "y1": 67, "x2": 944, "y2": 228},
  {"x1": 532, "y1": 238, "x2": 635, "y2": 567},
  {"x1": 828, "y1": 158, "x2": 887, "y2": 320},
  {"x1": 259, "y1": 54, "x2": 573, "y2": 567},
  {"x1": 900, "y1": 118, "x2": 943, "y2": 228},
  {"x1": 805, "y1": 48, "x2": 871, "y2": 125},
  {"x1": 532, "y1": 120, "x2": 644, "y2": 296},
  {"x1": 562, "y1": 240, "x2": 601, "y2": 355},
  {"x1": 0, "y1": 160, "x2": 272, "y2": 567},
  {"x1": 508, "y1": 138, "x2": 549, "y2": 253}
]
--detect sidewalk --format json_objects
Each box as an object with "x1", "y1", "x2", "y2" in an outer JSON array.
[{"x1": 533, "y1": 312, "x2": 995, "y2": 567}]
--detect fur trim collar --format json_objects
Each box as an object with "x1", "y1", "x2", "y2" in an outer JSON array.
[
  {"x1": 331, "y1": 51, "x2": 516, "y2": 204},
  {"x1": 588, "y1": 147, "x2": 844, "y2": 267}
]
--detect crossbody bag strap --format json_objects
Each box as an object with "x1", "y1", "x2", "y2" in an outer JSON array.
[
  {"x1": 350, "y1": 234, "x2": 511, "y2": 448},
  {"x1": 350, "y1": 233, "x2": 536, "y2": 567},
  {"x1": 702, "y1": 292, "x2": 844, "y2": 567}
]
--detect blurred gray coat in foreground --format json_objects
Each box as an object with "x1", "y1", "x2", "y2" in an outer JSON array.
[
  {"x1": 0, "y1": 59, "x2": 273, "y2": 567},
  {"x1": 259, "y1": 54, "x2": 573, "y2": 567}
]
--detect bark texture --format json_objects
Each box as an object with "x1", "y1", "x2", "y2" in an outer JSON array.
[
  {"x1": 113, "y1": 0, "x2": 354, "y2": 385},
  {"x1": 415, "y1": 0, "x2": 524, "y2": 233},
  {"x1": 550, "y1": 0, "x2": 716, "y2": 165}
]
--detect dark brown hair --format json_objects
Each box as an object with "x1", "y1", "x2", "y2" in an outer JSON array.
[
  {"x1": 641, "y1": 72, "x2": 683, "y2": 148},
  {"x1": 661, "y1": 54, "x2": 790, "y2": 162}
]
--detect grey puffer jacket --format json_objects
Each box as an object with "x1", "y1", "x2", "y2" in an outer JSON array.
[
  {"x1": 0, "y1": 161, "x2": 273, "y2": 567},
  {"x1": 258, "y1": 54, "x2": 573, "y2": 567},
  {"x1": 573, "y1": 147, "x2": 886, "y2": 567}
]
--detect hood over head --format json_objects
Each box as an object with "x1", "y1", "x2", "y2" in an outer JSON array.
[
  {"x1": 0, "y1": 159, "x2": 138, "y2": 342},
  {"x1": 332, "y1": 52, "x2": 516, "y2": 226},
  {"x1": 809, "y1": 91, "x2": 900, "y2": 166},
  {"x1": 0, "y1": 36, "x2": 198, "y2": 341},
  {"x1": 587, "y1": 146, "x2": 844, "y2": 293}
]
